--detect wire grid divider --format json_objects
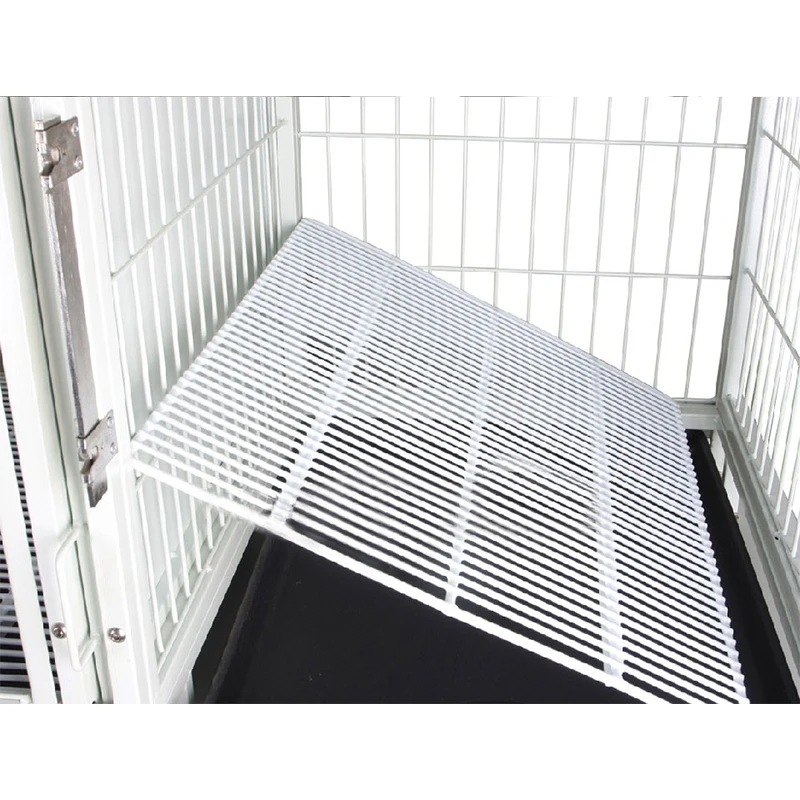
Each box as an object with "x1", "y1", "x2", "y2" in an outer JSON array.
[
  {"x1": 297, "y1": 97, "x2": 750, "y2": 402},
  {"x1": 730, "y1": 97, "x2": 800, "y2": 582},
  {"x1": 132, "y1": 219, "x2": 747, "y2": 704}
]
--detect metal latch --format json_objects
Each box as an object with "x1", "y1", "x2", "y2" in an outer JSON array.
[
  {"x1": 35, "y1": 115, "x2": 117, "y2": 508},
  {"x1": 77, "y1": 410, "x2": 117, "y2": 503}
]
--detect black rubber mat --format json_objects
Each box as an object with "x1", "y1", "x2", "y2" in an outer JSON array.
[{"x1": 197, "y1": 431, "x2": 797, "y2": 703}]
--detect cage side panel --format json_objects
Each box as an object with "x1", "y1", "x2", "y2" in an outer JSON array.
[{"x1": 719, "y1": 97, "x2": 800, "y2": 689}]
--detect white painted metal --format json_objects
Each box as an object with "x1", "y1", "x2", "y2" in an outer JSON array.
[
  {"x1": 719, "y1": 97, "x2": 800, "y2": 688},
  {"x1": 298, "y1": 97, "x2": 751, "y2": 402},
  {"x1": 132, "y1": 219, "x2": 748, "y2": 704},
  {"x1": 9, "y1": 96, "x2": 295, "y2": 702},
  {"x1": 1, "y1": 98, "x2": 101, "y2": 703}
]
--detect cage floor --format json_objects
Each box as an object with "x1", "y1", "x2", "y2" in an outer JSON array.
[
  {"x1": 135, "y1": 219, "x2": 746, "y2": 703},
  {"x1": 197, "y1": 433, "x2": 796, "y2": 704}
]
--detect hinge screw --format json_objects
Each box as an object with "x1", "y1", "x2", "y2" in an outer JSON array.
[
  {"x1": 71, "y1": 121, "x2": 79, "y2": 137},
  {"x1": 52, "y1": 623, "x2": 67, "y2": 639},
  {"x1": 107, "y1": 627, "x2": 127, "y2": 644},
  {"x1": 74, "y1": 155, "x2": 84, "y2": 170}
]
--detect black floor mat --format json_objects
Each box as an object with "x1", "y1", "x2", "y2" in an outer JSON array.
[{"x1": 197, "y1": 431, "x2": 797, "y2": 703}]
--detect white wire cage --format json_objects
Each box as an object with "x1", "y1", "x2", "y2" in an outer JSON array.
[{"x1": 0, "y1": 95, "x2": 797, "y2": 703}]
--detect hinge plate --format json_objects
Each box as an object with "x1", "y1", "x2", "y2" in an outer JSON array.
[
  {"x1": 78, "y1": 410, "x2": 117, "y2": 507},
  {"x1": 35, "y1": 116, "x2": 84, "y2": 189}
]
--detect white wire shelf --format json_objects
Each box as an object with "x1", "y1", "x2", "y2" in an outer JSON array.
[{"x1": 132, "y1": 218, "x2": 747, "y2": 703}]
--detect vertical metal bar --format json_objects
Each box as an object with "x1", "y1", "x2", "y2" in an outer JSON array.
[
  {"x1": 154, "y1": 479, "x2": 178, "y2": 625},
  {"x1": 590, "y1": 98, "x2": 612, "y2": 355},
  {"x1": 166, "y1": 98, "x2": 197, "y2": 361},
  {"x1": 395, "y1": 97, "x2": 401, "y2": 257},
  {"x1": 325, "y1": 97, "x2": 333, "y2": 226},
  {"x1": 136, "y1": 485, "x2": 166, "y2": 654},
  {"x1": 460, "y1": 98, "x2": 470, "y2": 290},
  {"x1": 736, "y1": 101, "x2": 783, "y2": 419},
  {"x1": 428, "y1": 97, "x2": 435, "y2": 268},
  {"x1": 361, "y1": 96, "x2": 368, "y2": 242},
  {"x1": 149, "y1": 101, "x2": 182, "y2": 380},
  {"x1": 716, "y1": 98, "x2": 765, "y2": 409},
  {"x1": 169, "y1": 466, "x2": 192, "y2": 598},
  {"x1": 757, "y1": 114, "x2": 800, "y2": 477},
  {"x1": 526, "y1": 98, "x2": 541, "y2": 323},
  {"x1": 621, "y1": 98, "x2": 649, "y2": 372},
  {"x1": 684, "y1": 98, "x2": 723, "y2": 398},
  {"x1": 653, "y1": 97, "x2": 687, "y2": 387},
  {"x1": 744, "y1": 102, "x2": 796, "y2": 433},
  {"x1": 493, "y1": 98, "x2": 506, "y2": 307},
  {"x1": 558, "y1": 98, "x2": 578, "y2": 338}
]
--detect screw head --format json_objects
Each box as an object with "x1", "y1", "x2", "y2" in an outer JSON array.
[
  {"x1": 110, "y1": 442, "x2": 118, "y2": 455},
  {"x1": 74, "y1": 155, "x2": 84, "y2": 170},
  {"x1": 71, "y1": 121, "x2": 79, "y2": 137},
  {"x1": 52, "y1": 623, "x2": 67, "y2": 640},
  {"x1": 107, "y1": 627, "x2": 127, "y2": 644}
]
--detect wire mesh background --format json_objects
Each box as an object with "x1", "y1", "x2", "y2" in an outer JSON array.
[
  {"x1": 297, "y1": 97, "x2": 751, "y2": 400},
  {"x1": 91, "y1": 97, "x2": 282, "y2": 660},
  {"x1": 731, "y1": 97, "x2": 800, "y2": 579}
]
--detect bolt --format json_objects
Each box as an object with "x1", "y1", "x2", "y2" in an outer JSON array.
[
  {"x1": 107, "y1": 415, "x2": 114, "y2": 428},
  {"x1": 74, "y1": 155, "x2": 84, "y2": 170},
  {"x1": 107, "y1": 627, "x2": 127, "y2": 644},
  {"x1": 110, "y1": 442, "x2": 118, "y2": 455},
  {"x1": 52, "y1": 623, "x2": 67, "y2": 639},
  {"x1": 71, "y1": 121, "x2": 79, "y2": 137}
]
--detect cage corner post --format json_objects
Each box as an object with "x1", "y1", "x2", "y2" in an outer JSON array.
[{"x1": 715, "y1": 95, "x2": 800, "y2": 694}]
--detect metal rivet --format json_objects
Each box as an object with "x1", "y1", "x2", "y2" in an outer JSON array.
[
  {"x1": 107, "y1": 627, "x2": 127, "y2": 644},
  {"x1": 107, "y1": 415, "x2": 114, "y2": 428},
  {"x1": 52, "y1": 623, "x2": 67, "y2": 639},
  {"x1": 74, "y1": 155, "x2": 84, "y2": 170},
  {"x1": 71, "y1": 121, "x2": 79, "y2": 137},
  {"x1": 110, "y1": 442, "x2": 118, "y2": 455}
]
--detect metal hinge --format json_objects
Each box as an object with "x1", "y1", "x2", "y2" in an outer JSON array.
[{"x1": 35, "y1": 115, "x2": 117, "y2": 507}]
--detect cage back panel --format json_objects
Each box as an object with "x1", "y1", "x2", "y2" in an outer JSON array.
[{"x1": 297, "y1": 97, "x2": 750, "y2": 400}]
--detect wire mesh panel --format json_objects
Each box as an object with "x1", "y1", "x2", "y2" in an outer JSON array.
[
  {"x1": 297, "y1": 97, "x2": 750, "y2": 400},
  {"x1": 90, "y1": 97, "x2": 282, "y2": 667},
  {"x1": 132, "y1": 219, "x2": 747, "y2": 703},
  {"x1": 728, "y1": 97, "x2": 800, "y2": 585}
]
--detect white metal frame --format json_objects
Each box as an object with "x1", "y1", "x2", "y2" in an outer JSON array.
[{"x1": 1, "y1": 97, "x2": 101, "y2": 703}]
